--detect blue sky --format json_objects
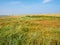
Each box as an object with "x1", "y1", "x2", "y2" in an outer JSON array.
[{"x1": 0, "y1": 0, "x2": 60, "y2": 15}]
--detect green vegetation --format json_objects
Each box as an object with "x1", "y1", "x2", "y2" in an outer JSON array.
[{"x1": 0, "y1": 15, "x2": 60, "y2": 45}]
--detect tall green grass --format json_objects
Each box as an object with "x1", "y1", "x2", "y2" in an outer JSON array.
[{"x1": 0, "y1": 15, "x2": 60, "y2": 45}]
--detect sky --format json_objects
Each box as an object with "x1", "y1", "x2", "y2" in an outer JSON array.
[{"x1": 0, "y1": 0, "x2": 60, "y2": 15}]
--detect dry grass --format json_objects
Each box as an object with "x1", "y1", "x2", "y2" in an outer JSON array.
[{"x1": 0, "y1": 14, "x2": 60, "y2": 45}]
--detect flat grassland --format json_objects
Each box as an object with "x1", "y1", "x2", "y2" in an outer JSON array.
[{"x1": 0, "y1": 14, "x2": 60, "y2": 45}]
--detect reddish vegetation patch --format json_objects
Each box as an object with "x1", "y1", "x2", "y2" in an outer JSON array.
[{"x1": 28, "y1": 19, "x2": 60, "y2": 28}]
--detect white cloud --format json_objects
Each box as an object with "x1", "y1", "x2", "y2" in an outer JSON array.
[{"x1": 43, "y1": 0, "x2": 52, "y2": 3}]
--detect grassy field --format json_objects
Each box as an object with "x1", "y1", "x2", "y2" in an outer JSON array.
[{"x1": 0, "y1": 14, "x2": 60, "y2": 45}]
